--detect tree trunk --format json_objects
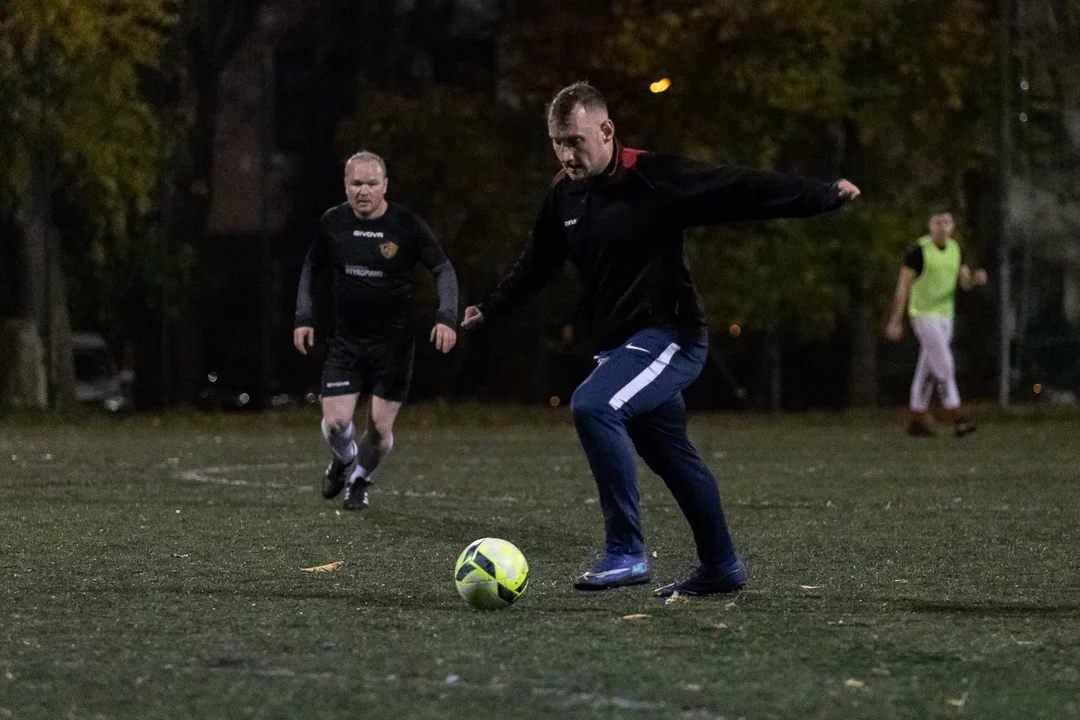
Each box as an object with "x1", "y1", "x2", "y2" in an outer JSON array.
[
  {"x1": 16, "y1": 165, "x2": 75, "y2": 407},
  {"x1": 847, "y1": 299, "x2": 879, "y2": 407},
  {"x1": 765, "y1": 330, "x2": 782, "y2": 412},
  {"x1": 46, "y1": 230, "x2": 76, "y2": 405},
  {"x1": 0, "y1": 319, "x2": 47, "y2": 408}
]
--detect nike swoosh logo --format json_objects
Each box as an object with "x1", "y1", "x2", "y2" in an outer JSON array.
[
  {"x1": 625, "y1": 344, "x2": 649, "y2": 353},
  {"x1": 583, "y1": 563, "x2": 648, "y2": 579},
  {"x1": 584, "y1": 568, "x2": 632, "y2": 579}
]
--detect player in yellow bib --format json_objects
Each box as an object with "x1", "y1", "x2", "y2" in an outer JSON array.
[{"x1": 886, "y1": 210, "x2": 987, "y2": 436}]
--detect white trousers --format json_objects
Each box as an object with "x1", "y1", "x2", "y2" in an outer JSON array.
[{"x1": 909, "y1": 315, "x2": 961, "y2": 411}]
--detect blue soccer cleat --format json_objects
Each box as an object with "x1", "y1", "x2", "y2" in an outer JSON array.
[
  {"x1": 653, "y1": 559, "x2": 746, "y2": 598},
  {"x1": 573, "y1": 552, "x2": 651, "y2": 591}
]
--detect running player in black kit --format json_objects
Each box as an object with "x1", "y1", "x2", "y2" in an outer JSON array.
[{"x1": 294, "y1": 151, "x2": 458, "y2": 510}]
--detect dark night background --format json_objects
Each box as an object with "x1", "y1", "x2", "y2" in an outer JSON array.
[{"x1": 1, "y1": 0, "x2": 1078, "y2": 413}]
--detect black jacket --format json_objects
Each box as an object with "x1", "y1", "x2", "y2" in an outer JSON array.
[{"x1": 478, "y1": 142, "x2": 844, "y2": 350}]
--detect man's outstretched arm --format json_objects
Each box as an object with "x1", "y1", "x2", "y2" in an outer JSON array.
[{"x1": 634, "y1": 153, "x2": 859, "y2": 227}]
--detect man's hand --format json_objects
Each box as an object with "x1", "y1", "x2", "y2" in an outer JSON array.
[
  {"x1": 293, "y1": 326, "x2": 315, "y2": 354},
  {"x1": 959, "y1": 265, "x2": 988, "y2": 291},
  {"x1": 837, "y1": 179, "x2": 861, "y2": 202},
  {"x1": 885, "y1": 318, "x2": 903, "y2": 342},
  {"x1": 430, "y1": 323, "x2": 457, "y2": 353},
  {"x1": 461, "y1": 306, "x2": 485, "y2": 330}
]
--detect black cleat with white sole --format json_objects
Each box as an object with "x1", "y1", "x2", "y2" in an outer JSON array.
[
  {"x1": 343, "y1": 477, "x2": 372, "y2": 511},
  {"x1": 322, "y1": 457, "x2": 356, "y2": 499}
]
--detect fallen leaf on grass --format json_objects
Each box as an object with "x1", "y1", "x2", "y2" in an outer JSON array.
[
  {"x1": 844, "y1": 678, "x2": 865, "y2": 689},
  {"x1": 713, "y1": 623, "x2": 728, "y2": 629},
  {"x1": 946, "y1": 691, "x2": 970, "y2": 708},
  {"x1": 799, "y1": 585, "x2": 821, "y2": 589},
  {"x1": 725, "y1": 601, "x2": 737, "y2": 609},
  {"x1": 300, "y1": 561, "x2": 344, "y2": 573},
  {"x1": 621, "y1": 614, "x2": 649, "y2": 620},
  {"x1": 651, "y1": 551, "x2": 658, "y2": 558},
  {"x1": 665, "y1": 591, "x2": 689, "y2": 606},
  {"x1": 683, "y1": 683, "x2": 702, "y2": 691}
]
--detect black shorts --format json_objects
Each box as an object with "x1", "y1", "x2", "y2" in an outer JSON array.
[{"x1": 321, "y1": 332, "x2": 415, "y2": 402}]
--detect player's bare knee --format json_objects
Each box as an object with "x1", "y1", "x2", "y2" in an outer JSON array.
[
  {"x1": 368, "y1": 423, "x2": 394, "y2": 449},
  {"x1": 324, "y1": 416, "x2": 352, "y2": 434}
]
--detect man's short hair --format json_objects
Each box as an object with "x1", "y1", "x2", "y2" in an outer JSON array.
[
  {"x1": 548, "y1": 82, "x2": 608, "y2": 125},
  {"x1": 928, "y1": 202, "x2": 953, "y2": 217},
  {"x1": 345, "y1": 150, "x2": 387, "y2": 178}
]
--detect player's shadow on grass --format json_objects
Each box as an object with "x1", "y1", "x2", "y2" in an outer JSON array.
[
  {"x1": 271, "y1": 588, "x2": 462, "y2": 609},
  {"x1": 902, "y1": 599, "x2": 1080, "y2": 618}
]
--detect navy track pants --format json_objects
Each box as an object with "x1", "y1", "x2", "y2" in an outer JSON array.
[{"x1": 570, "y1": 326, "x2": 738, "y2": 567}]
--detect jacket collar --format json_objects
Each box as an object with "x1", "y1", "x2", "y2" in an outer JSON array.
[{"x1": 578, "y1": 139, "x2": 624, "y2": 189}]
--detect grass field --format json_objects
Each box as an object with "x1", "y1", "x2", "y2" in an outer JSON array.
[{"x1": 2, "y1": 407, "x2": 1079, "y2": 719}]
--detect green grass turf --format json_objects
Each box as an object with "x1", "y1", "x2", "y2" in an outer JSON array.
[{"x1": 2, "y1": 407, "x2": 1079, "y2": 719}]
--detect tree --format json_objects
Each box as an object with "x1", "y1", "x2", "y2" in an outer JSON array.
[
  {"x1": 150, "y1": 0, "x2": 264, "y2": 405},
  {"x1": 506, "y1": 0, "x2": 996, "y2": 407},
  {"x1": 0, "y1": 0, "x2": 173, "y2": 406},
  {"x1": 1004, "y1": 0, "x2": 1080, "y2": 395}
]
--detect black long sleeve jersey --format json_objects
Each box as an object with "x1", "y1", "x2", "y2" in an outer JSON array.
[
  {"x1": 295, "y1": 202, "x2": 458, "y2": 338},
  {"x1": 477, "y1": 142, "x2": 845, "y2": 351}
]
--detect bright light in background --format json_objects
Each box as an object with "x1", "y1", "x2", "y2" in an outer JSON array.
[
  {"x1": 549, "y1": 396, "x2": 561, "y2": 407},
  {"x1": 649, "y1": 78, "x2": 671, "y2": 94},
  {"x1": 1033, "y1": 383, "x2": 1043, "y2": 394},
  {"x1": 729, "y1": 324, "x2": 741, "y2": 338}
]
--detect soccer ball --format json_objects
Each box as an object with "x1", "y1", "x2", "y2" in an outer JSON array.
[{"x1": 453, "y1": 538, "x2": 529, "y2": 610}]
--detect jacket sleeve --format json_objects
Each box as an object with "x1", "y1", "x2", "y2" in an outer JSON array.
[
  {"x1": 477, "y1": 190, "x2": 567, "y2": 320},
  {"x1": 637, "y1": 153, "x2": 844, "y2": 228},
  {"x1": 413, "y1": 215, "x2": 459, "y2": 327},
  {"x1": 294, "y1": 220, "x2": 331, "y2": 329}
]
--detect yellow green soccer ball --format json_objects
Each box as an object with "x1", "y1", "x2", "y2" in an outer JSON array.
[{"x1": 453, "y1": 538, "x2": 529, "y2": 610}]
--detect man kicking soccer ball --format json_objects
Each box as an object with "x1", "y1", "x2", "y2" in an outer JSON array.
[
  {"x1": 461, "y1": 82, "x2": 860, "y2": 597},
  {"x1": 294, "y1": 151, "x2": 458, "y2": 510}
]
